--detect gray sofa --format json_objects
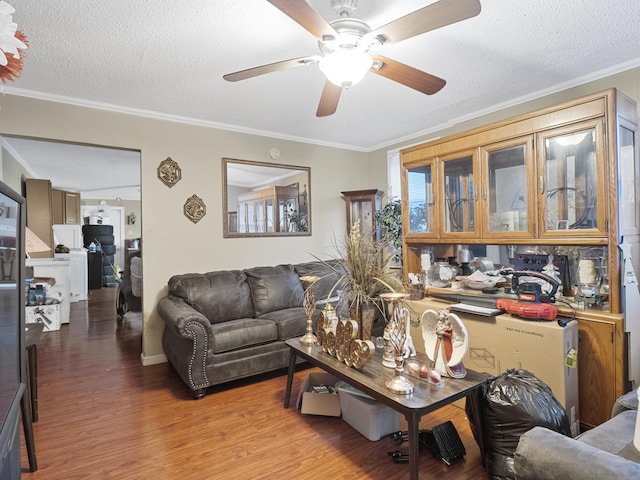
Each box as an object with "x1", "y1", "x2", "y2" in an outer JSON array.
[
  {"x1": 514, "y1": 389, "x2": 640, "y2": 479},
  {"x1": 158, "y1": 261, "x2": 343, "y2": 399}
]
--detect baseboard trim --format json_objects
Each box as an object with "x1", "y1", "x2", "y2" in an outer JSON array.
[{"x1": 141, "y1": 353, "x2": 167, "y2": 366}]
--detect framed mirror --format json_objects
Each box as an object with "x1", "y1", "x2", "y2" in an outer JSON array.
[{"x1": 223, "y1": 158, "x2": 311, "y2": 237}]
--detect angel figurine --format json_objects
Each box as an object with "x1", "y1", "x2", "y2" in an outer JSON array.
[
  {"x1": 542, "y1": 254, "x2": 562, "y2": 292},
  {"x1": 421, "y1": 308, "x2": 468, "y2": 378}
]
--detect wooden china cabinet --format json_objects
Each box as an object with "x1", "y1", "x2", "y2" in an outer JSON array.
[
  {"x1": 400, "y1": 89, "x2": 639, "y2": 429},
  {"x1": 342, "y1": 189, "x2": 383, "y2": 240},
  {"x1": 236, "y1": 185, "x2": 299, "y2": 233}
]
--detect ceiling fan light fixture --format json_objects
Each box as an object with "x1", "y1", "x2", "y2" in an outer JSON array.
[
  {"x1": 554, "y1": 131, "x2": 591, "y2": 147},
  {"x1": 319, "y1": 49, "x2": 372, "y2": 88}
]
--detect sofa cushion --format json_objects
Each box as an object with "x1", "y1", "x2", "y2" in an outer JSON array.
[
  {"x1": 577, "y1": 410, "x2": 640, "y2": 462},
  {"x1": 210, "y1": 317, "x2": 278, "y2": 354},
  {"x1": 294, "y1": 260, "x2": 345, "y2": 304},
  {"x1": 259, "y1": 307, "x2": 307, "y2": 340},
  {"x1": 167, "y1": 270, "x2": 253, "y2": 324},
  {"x1": 244, "y1": 264, "x2": 304, "y2": 317},
  {"x1": 514, "y1": 425, "x2": 640, "y2": 480}
]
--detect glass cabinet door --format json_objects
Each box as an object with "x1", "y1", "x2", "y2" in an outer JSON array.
[
  {"x1": 341, "y1": 189, "x2": 383, "y2": 241},
  {"x1": 481, "y1": 137, "x2": 534, "y2": 238},
  {"x1": 537, "y1": 119, "x2": 606, "y2": 237},
  {"x1": 439, "y1": 151, "x2": 477, "y2": 237},
  {"x1": 237, "y1": 201, "x2": 247, "y2": 233},
  {"x1": 279, "y1": 196, "x2": 299, "y2": 232},
  {"x1": 351, "y1": 198, "x2": 373, "y2": 237},
  {"x1": 247, "y1": 201, "x2": 256, "y2": 232},
  {"x1": 255, "y1": 201, "x2": 265, "y2": 232},
  {"x1": 265, "y1": 199, "x2": 274, "y2": 232},
  {"x1": 617, "y1": 117, "x2": 639, "y2": 237},
  {"x1": 404, "y1": 161, "x2": 437, "y2": 237}
]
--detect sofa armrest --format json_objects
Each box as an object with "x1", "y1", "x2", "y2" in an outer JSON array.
[
  {"x1": 612, "y1": 389, "x2": 639, "y2": 417},
  {"x1": 158, "y1": 295, "x2": 213, "y2": 339},
  {"x1": 514, "y1": 427, "x2": 640, "y2": 480},
  {"x1": 158, "y1": 296, "x2": 213, "y2": 391}
]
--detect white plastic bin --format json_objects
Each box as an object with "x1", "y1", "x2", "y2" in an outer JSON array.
[{"x1": 339, "y1": 388, "x2": 400, "y2": 441}]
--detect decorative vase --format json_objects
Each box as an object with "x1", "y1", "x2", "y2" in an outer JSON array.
[
  {"x1": 379, "y1": 292, "x2": 413, "y2": 395},
  {"x1": 381, "y1": 322, "x2": 396, "y2": 369},
  {"x1": 350, "y1": 302, "x2": 376, "y2": 341},
  {"x1": 299, "y1": 275, "x2": 320, "y2": 346}
]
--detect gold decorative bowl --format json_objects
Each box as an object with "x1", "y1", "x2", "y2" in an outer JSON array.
[{"x1": 379, "y1": 292, "x2": 411, "y2": 302}]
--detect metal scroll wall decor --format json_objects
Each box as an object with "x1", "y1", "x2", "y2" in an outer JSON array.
[
  {"x1": 184, "y1": 194, "x2": 206, "y2": 224},
  {"x1": 316, "y1": 313, "x2": 375, "y2": 369},
  {"x1": 157, "y1": 157, "x2": 182, "y2": 188}
]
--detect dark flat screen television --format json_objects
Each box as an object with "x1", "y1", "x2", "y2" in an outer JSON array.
[{"x1": 0, "y1": 180, "x2": 25, "y2": 478}]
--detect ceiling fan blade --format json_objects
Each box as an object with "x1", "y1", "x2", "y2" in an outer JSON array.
[
  {"x1": 223, "y1": 56, "x2": 318, "y2": 82},
  {"x1": 371, "y1": 0, "x2": 481, "y2": 44},
  {"x1": 371, "y1": 56, "x2": 446, "y2": 95},
  {"x1": 316, "y1": 81, "x2": 342, "y2": 117},
  {"x1": 267, "y1": 0, "x2": 339, "y2": 41}
]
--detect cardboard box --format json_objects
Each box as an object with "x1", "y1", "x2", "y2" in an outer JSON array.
[
  {"x1": 408, "y1": 298, "x2": 580, "y2": 436},
  {"x1": 297, "y1": 372, "x2": 341, "y2": 417},
  {"x1": 26, "y1": 304, "x2": 60, "y2": 332},
  {"x1": 339, "y1": 389, "x2": 400, "y2": 441}
]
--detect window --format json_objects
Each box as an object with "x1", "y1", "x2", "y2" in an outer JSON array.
[{"x1": 387, "y1": 151, "x2": 401, "y2": 200}]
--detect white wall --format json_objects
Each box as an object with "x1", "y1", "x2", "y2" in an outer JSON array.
[{"x1": 0, "y1": 94, "x2": 377, "y2": 363}]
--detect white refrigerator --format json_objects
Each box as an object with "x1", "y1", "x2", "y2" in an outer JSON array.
[{"x1": 53, "y1": 225, "x2": 88, "y2": 302}]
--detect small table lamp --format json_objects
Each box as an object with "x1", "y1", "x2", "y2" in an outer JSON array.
[{"x1": 25, "y1": 227, "x2": 51, "y2": 258}]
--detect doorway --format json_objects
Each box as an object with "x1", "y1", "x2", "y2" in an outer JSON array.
[
  {"x1": 0, "y1": 135, "x2": 141, "y2": 313},
  {"x1": 81, "y1": 204, "x2": 126, "y2": 269}
]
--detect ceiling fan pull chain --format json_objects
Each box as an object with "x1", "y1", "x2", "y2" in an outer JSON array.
[{"x1": 343, "y1": 87, "x2": 350, "y2": 128}]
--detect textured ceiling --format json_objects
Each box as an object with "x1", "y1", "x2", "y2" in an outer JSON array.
[
  {"x1": 2, "y1": 0, "x2": 640, "y2": 198},
  {"x1": 2, "y1": 136, "x2": 141, "y2": 200}
]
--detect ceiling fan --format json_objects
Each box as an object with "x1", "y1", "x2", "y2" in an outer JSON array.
[{"x1": 223, "y1": 0, "x2": 481, "y2": 117}]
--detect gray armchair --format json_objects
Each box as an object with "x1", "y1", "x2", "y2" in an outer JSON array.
[{"x1": 514, "y1": 390, "x2": 640, "y2": 479}]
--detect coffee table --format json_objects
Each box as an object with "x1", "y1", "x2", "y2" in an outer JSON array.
[{"x1": 284, "y1": 337, "x2": 488, "y2": 480}]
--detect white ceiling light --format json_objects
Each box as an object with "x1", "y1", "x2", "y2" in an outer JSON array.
[
  {"x1": 554, "y1": 131, "x2": 591, "y2": 147},
  {"x1": 319, "y1": 49, "x2": 373, "y2": 88}
]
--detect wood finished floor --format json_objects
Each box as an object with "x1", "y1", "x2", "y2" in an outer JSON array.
[{"x1": 20, "y1": 287, "x2": 489, "y2": 479}]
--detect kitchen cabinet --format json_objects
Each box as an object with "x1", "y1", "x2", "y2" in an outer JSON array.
[
  {"x1": 24, "y1": 178, "x2": 54, "y2": 258},
  {"x1": 400, "y1": 89, "x2": 638, "y2": 427},
  {"x1": 52, "y1": 189, "x2": 80, "y2": 225}
]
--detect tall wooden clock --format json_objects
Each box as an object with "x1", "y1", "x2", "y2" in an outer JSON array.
[{"x1": 341, "y1": 189, "x2": 384, "y2": 241}]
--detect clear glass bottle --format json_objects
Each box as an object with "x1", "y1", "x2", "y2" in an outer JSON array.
[{"x1": 427, "y1": 260, "x2": 458, "y2": 288}]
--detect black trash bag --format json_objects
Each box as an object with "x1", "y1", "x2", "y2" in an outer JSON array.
[{"x1": 466, "y1": 369, "x2": 571, "y2": 480}]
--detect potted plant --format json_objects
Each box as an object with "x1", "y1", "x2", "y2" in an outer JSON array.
[
  {"x1": 374, "y1": 198, "x2": 403, "y2": 266},
  {"x1": 316, "y1": 220, "x2": 404, "y2": 340}
]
